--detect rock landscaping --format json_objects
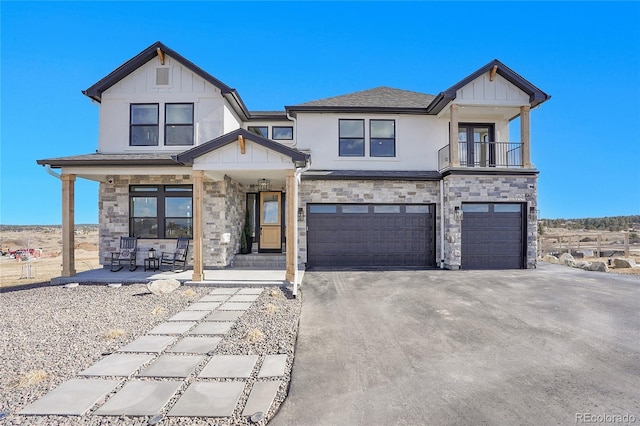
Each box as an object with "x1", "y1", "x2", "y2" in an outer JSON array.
[{"x1": 0, "y1": 282, "x2": 301, "y2": 425}]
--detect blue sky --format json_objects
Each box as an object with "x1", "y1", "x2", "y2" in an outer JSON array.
[{"x1": 1, "y1": 1, "x2": 639, "y2": 224}]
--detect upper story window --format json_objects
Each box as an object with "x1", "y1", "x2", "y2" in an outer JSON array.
[
  {"x1": 248, "y1": 126, "x2": 268, "y2": 138},
  {"x1": 130, "y1": 104, "x2": 159, "y2": 146},
  {"x1": 370, "y1": 120, "x2": 395, "y2": 157},
  {"x1": 272, "y1": 126, "x2": 293, "y2": 140},
  {"x1": 165, "y1": 103, "x2": 194, "y2": 146},
  {"x1": 339, "y1": 119, "x2": 365, "y2": 156},
  {"x1": 130, "y1": 185, "x2": 193, "y2": 239}
]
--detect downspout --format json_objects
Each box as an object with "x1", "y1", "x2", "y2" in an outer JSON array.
[
  {"x1": 286, "y1": 111, "x2": 298, "y2": 147},
  {"x1": 440, "y1": 179, "x2": 445, "y2": 269},
  {"x1": 45, "y1": 165, "x2": 62, "y2": 180},
  {"x1": 293, "y1": 160, "x2": 311, "y2": 297}
]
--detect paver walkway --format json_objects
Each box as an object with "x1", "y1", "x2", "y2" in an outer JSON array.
[{"x1": 20, "y1": 287, "x2": 288, "y2": 421}]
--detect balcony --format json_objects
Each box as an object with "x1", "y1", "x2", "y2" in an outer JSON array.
[{"x1": 438, "y1": 141, "x2": 524, "y2": 171}]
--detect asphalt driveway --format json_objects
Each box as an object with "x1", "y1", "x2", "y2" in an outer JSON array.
[{"x1": 272, "y1": 263, "x2": 639, "y2": 425}]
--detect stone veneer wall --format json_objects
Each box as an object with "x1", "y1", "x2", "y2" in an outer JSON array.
[
  {"x1": 298, "y1": 179, "x2": 442, "y2": 266},
  {"x1": 99, "y1": 174, "x2": 247, "y2": 268},
  {"x1": 442, "y1": 173, "x2": 538, "y2": 269}
]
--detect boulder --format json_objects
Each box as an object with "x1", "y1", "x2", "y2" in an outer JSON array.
[
  {"x1": 558, "y1": 253, "x2": 576, "y2": 267},
  {"x1": 542, "y1": 255, "x2": 559, "y2": 264},
  {"x1": 147, "y1": 278, "x2": 181, "y2": 295},
  {"x1": 575, "y1": 261, "x2": 591, "y2": 270},
  {"x1": 613, "y1": 258, "x2": 636, "y2": 269},
  {"x1": 588, "y1": 261, "x2": 609, "y2": 272}
]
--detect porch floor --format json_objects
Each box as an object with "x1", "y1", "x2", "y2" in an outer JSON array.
[{"x1": 51, "y1": 266, "x2": 303, "y2": 287}]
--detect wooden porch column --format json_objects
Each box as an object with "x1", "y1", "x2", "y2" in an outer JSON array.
[
  {"x1": 192, "y1": 170, "x2": 204, "y2": 282},
  {"x1": 520, "y1": 105, "x2": 531, "y2": 168},
  {"x1": 285, "y1": 169, "x2": 295, "y2": 283},
  {"x1": 61, "y1": 174, "x2": 76, "y2": 277},
  {"x1": 449, "y1": 104, "x2": 460, "y2": 167}
]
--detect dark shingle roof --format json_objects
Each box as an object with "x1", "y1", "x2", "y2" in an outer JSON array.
[
  {"x1": 37, "y1": 153, "x2": 182, "y2": 168},
  {"x1": 287, "y1": 87, "x2": 435, "y2": 113}
]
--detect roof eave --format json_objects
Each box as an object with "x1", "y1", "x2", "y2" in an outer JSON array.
[
  {"x1": 285, "y1": 106, "x2": 429, "y2": 114},
  {"x1": 37, "y1": 158, "x2": 184, "y2": 168}
]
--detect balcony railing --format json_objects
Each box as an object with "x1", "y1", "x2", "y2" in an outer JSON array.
[{"x1": 438, "y1": 142, "x2": 523, "y2": 171}]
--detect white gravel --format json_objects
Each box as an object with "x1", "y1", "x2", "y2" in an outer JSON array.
[{"x1": 0, "y1": 283, "x2": 301, "y2": 425}]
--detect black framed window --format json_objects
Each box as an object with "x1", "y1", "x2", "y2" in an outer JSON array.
[
  {"x1": 165, "y1": 103, "x2": 194, "y2": 146},
  {"x1": 130, "y1": 185, "x2": 193, "y2": 238},
  {"x1": 370, "y1": 119, "x2": 395, "y2": 157},
  {"x1": 339, "y1": 119, "x2": 364, "y2": 156},
  {"x1": 130, "y1": 104, "x2": 159, "y2": 146},
  {"x1": 248, "y1": 126, "x2": 268, "y2": 138},
  {"x1": 272, "y1": 126, "x2": 293, "y2": 140}
]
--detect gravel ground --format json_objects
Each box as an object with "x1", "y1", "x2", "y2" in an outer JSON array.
[{"x1": 0, "y1": 283, "x2": 302, "y2": 425}]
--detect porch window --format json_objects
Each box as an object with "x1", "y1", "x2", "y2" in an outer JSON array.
[
  {"x1": 165, "y1": 103, "x2": 194, "y2": 145},
  {"x1": 130, "y1": 104, "x2": 159, "y2": 146},
  {"x1": 339, "y1": 119, "x2": 364, "y2": 156},
  {"x1": 130, "y1": 185, "x2": 193, "y2": 238}
]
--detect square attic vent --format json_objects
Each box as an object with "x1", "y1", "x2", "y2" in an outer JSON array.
[{"x1": 156, "y1": 68, "x2": 170, "y2": 85}]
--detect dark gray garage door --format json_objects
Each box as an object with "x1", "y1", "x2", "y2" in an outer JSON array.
[
  {"x1": 461, "y1": 203, "x2": 525, "y2": 269},
  {"x1": 306, "y1": 204, "x2": 435, "y2": 268}
]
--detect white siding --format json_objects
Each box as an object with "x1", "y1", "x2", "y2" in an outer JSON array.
[
  {"x1": 194, "y1": 140, "x2": 292, "y2": 170},
  {"x1": 295, "y1": 113, "x2": 447, "y2": 171},
  {"x1": 456, "y1": 73, "x2": 529, "y2": 106},
  {"x1": 98, "y1": 54, "x2": 232, "y2": 153}
]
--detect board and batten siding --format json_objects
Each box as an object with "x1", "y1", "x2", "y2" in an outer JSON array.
[
  {"x1": 98, "y1": 54, "x2": 239, "y2": 153},
  {"x1": 456, "y1": 73, "x2": 530, "y2": 106}
]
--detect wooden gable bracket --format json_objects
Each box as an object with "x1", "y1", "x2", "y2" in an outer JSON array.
[
  {"x1": 238, "y1": 135, "x2": 246, "y2": 154},
  {"x1": 157, "y1": 48, "x2": 165, "y2": 65},
  {"x1": 489, "y1": 65, "x2": 498, "y2": 81}
]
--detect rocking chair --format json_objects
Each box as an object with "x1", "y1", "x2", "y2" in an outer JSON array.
[
  {"x1": 161, "y1": 237, "x2": 190, "y2": 271},
  {"x1": 110, "y1": 237, "x2": 138, "y2": 272}
]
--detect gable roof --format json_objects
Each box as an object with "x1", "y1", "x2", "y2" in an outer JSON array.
[
  {"x1": 82, "y1": 41, "x2": 252, "y2": 120},
  {"x1": 426, "y1": 59, "x2": 551, "y2": 114},
  {"x1": 175, "y1": 128, "x2": 310, "y2": 164},
  {"x1": 286, "y1": 86, "x2": 436, "y2": 115}
]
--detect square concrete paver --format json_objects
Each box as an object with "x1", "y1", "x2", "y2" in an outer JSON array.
[
  {"x1": 228, "y1": 294, "x2": 260, "y2": 302},
  {"x1": 19, "y1": 379, "x2": 121, "y2": 415},
  {"x1": 168, "y1": 311, "x2": 209, "y2": 321},
  {"x1": 242, "y1": 381, "x2": 282, "y2": 417},
  {"x1": 219, "y1": 302, "x2": 252, "y2": 311},
  {"x1": 94, "y1": 380, "x2": 182, "y2": 416},
  {"x1": 118, "y1": 336, "x2": 176, "y2": 353},
  {"x1": 148, "y1": 321, "x2": 196, "y2": 335},
  {"x1": 185, "y1": 302, "x2": 220, "y2": 311},
  {"x1": 209, "y1": 288, "x2": 239, "y2": 295},
  {"x1": 167, "y1": 382, "x2": 245, "y2": 417},
  {"x1": 79, "y1": 354, "x2": 155, "y2": 377},
  {"x1": 188, "y1": 322, "x2": 234, "y2": 335},
  {"x1": 199, "y1": 294, "x2": 229, "y2": 302},
  {"x1": 166, "y1": 337, "x2": 222, "y2": 354},
  {"x1": 139, "y1": 354, "x2": 205, "y2": 378},
  {"x1": 205, "y1": 310, "x2": 243, "y2": 321},
  {"x1": 199, "y1": 355, "x2": 259, "y2": 378},
  {"x1": 258, "y1": 354, "x2": 288, "y2": 378},
  {"x1": 237, "y1": 288, "x2": 264, "y2": 295}
]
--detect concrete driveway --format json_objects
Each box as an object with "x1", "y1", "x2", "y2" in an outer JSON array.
[{"x1": 272, "y1": 263, "x2": 639, "y2": 425}]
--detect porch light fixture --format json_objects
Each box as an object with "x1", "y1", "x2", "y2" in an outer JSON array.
[
  {"x1": 298, "y1": 207, "x2": 305, "y2": 222},
  {"x1": 148, "y1": 248, "x2": 156, "y2": 259},
  {"x1": 529, "y1": 207, "x2": 538, "y2": 221},
  {"x1": 454, "y1": 206, "x2": 463, "y2": 221},
  {"x1": 258, "y1": 179, "x2": 271, "y2": 191}
]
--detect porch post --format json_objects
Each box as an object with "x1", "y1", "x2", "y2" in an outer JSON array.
[
  {"x1": 449, "y1": 104, "x2": 460, "y2": 167},
  {"x1": 61, "y1": 174, "x2": 76, "y2": 277},
  {"x1": 285, "y1": 169, "x2": 295, "y2": 283},
  {"x1": 192, "y1": 170, "x2": 204, "y2": 282},
  {"x1": 520, "y1": 105, "x2": 531, "y2": 168}
]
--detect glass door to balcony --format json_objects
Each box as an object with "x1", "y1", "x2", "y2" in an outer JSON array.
[{"x1": 458, "y1": 124, "x2": 495, "y2": 167}]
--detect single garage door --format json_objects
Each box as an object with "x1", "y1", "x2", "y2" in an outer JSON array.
[
  {"x1": 461, "y1": 203, "x2": 525, "y2": 269},
  {"x1": 306, "y1": 204, "x2": 435, "y2": 269}
]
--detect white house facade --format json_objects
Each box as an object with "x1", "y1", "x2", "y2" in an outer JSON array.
[{"x1": 38, "y1": 41, "x2": 550, "y2": 283}]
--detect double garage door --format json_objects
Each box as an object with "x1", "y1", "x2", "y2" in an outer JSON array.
[
  {"x1": 306, "y1": 204, "x2": 435, "y2": 269},
  {"x1": 461, "y1": 203, "x2": 525, "y2": 269}
]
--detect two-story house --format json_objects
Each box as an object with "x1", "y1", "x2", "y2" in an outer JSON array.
[{"x1": 37, "y1": 41, "x2": 550, "y2": 283}]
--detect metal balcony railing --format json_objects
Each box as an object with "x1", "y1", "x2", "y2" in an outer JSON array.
[{"x1": 438, "y1": 142, "x2": 523, "y2": 171}]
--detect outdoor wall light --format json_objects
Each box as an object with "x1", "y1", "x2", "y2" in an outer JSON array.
[
  {"x1": 258, "y1": 179, "x2": 271, "y2": 192},
  {"x1": 529, "y1": 206, "x2": 538, "y2": 221},
  {"x1": 454, "y1": 206, "x2": 463, "y2": 221},
  {"x1": 298, "y1": 207, "x2": 305, "y2": 222}
]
